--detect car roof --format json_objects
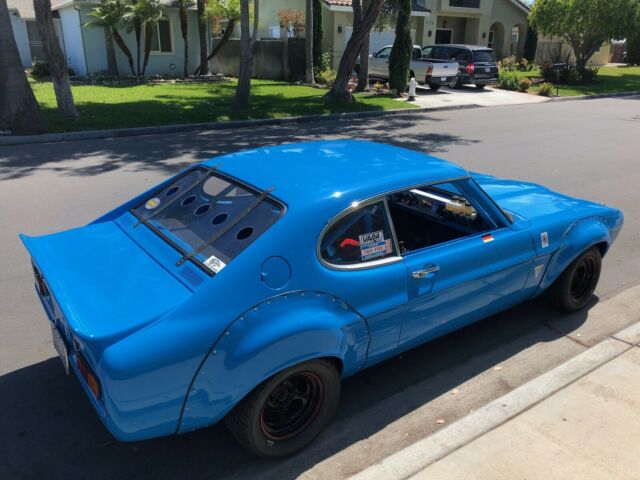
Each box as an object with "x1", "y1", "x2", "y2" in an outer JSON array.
[{"x1": 207, "y1": 140, "x2": 468, "y2": 218}]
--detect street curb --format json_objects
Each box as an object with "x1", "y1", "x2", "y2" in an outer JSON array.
[
  {"x1": 2, "y1": 90, "x2": 639, "y2": 147},
  {"x1": 349, "y1": 291, "x2": 640, "y2": 480},
  {"x1": 551, "y1": 90, "x2": 640, "y2": 102},
  {"x1": 0, "y1": 105, "x2": 460, "y2": 147}
]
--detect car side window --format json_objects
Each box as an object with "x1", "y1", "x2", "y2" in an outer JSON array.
[
  {"x1": 320, "y1": 201, "x2": 397, "y2": 266},
  {"x1": 412, "y1": 47, "x2": 423, "y2": 60},
  {"x1": 387, "y1": 180, "x2": 492, "y2": 254},
  {"x1": 376, "y1": 47, "x2": 392, "y2": 59},
  {"x1": 422, "y1": 46, "x2": 433, "y2": 58},
  {"x1": 454, "y1": 49, "x2": 471, "y2": 62}
]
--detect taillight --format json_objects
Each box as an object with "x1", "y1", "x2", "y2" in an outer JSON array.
[
  {"x1": 76, "y1": 353, "x2": 101, "y2": 400},
  {"x1": 466, "y1": 64, "x2": 475, "y2": 74},
  {"x1": 427, "y1": 65, "x2": 433, "y2": 75}
]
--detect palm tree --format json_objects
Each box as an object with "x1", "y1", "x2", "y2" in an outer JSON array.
[
  {"x1": 0, "y1": 0, "x2": 48, "y2": 134},
  {"x1": 233, "y1": 0, "x2": 258, "y2": 109},
  {"x1": 86, "y1": 0, "x2": 137, "y2": 76},
  {"x1": 175, "y1": 0, "x2": 191, "y2": 78},
  {"x1": 34, "y1": 0, "x2": 78, "y2": 116},
  {"x1": 197, "y1": 0, "x2": 209, "y2": 74},
  {"x1": 194, "y1": 0, "x2": 241, "y2": 75}
]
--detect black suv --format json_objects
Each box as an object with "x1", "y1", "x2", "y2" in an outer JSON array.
[{"x1": 422, "y1": 44, "x2": 499, "y2": 89}]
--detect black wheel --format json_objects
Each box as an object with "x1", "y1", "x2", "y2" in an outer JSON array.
[
  {"x1": 225, "y1": 359, "x2": 341, "y2": 458},
  {"x1": 428, "y1": 83, "x2": 441, "y2": 91},
  {"x1": 475, "y1": 84, "x2": 486, "y2": 89},
  {"x1": 548, "y1": 246, "x2": 602, "y2": 312}
]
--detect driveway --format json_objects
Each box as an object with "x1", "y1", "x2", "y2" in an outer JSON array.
[
  {"x1": 1, "y1": 97, "x2": 639, "y2": 480},
  {"x1": 400, "y1": 84, "x2": 549, "y2": 109}
]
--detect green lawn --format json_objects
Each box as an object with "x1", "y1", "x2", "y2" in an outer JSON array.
[
  {"x1": 528, "y1": 66, "x2": 640, "y2": 97},
  {"x1": 29, "y1": 78, "x2": 417, "y2": 132}
]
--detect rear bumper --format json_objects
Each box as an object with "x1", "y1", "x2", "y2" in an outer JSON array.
[
  {"x1": 30, "y1": 262, "x2": 179, "y2": 442},
  {"x1": 426, "y1": 75, "x2": 458, "y2": 85},
  {"x1": 459, "y1": 74, "x2": 498, "y2": 85}
]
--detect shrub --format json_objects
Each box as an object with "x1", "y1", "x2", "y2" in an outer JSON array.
[
  {"x1": 373, "y1": 81, "x2": 384, "y2": 93},
  {"x1": 581, "y1": 66, "x2": 599, "y2": 82},
  {"x1": 318, "y1": 51, "x2": 332, "y2": 72},
  {"x1": 518, "y1": 77, "x2": 531, "y2": 92},
  {"x1": 538, "y1": 82, "x2": 554, "y2": 97},
  {"x1": 30, "y1": 62, "x2": 76, "y2": 78},
  {"x1": 498, "y1": 55, "x2": 517, "y2": 72},
  {"x1": 316, "y1": 67, "x2": 336, "y2": 87},
  {"x1": 496, "y1": 70, "x2": 520, "y2": 91}
]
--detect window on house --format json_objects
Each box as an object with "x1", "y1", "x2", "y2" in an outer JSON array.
[
  {"x1": 26, "y1": 21, "x2": 45, "y2": 62},
  {"x1": 269, "y1": 26, "x2": 281, "y2": 38},
  {"x1": 487, "y1": 30, "x2": 495, "y2": 49},
  {"x1": 150, "y1": 18, "x2": 173, "y2": 53}
]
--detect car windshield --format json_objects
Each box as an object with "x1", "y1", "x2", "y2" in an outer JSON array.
[
  {"x1": 473, "y1": 50, "x2": 496, "y2": 62},
  {"x1": 132, "y1": 168, "x2": 284, "y2": 274}
]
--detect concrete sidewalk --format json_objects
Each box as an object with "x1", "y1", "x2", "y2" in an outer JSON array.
[
  {"x1": 413, "y1": 337, "x2": 640, "y2": 480},
  {"x1": 351, "y1": 290, "x2": 640, "y2": 480}
]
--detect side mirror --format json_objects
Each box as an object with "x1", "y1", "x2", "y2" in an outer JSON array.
[{"x1": 371, "y1": 52, "x2": 378, "y2": 58}]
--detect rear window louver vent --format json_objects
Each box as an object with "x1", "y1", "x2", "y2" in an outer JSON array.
[{"x1": 179, "y1": 266, "x2": 204, "y2": 287}]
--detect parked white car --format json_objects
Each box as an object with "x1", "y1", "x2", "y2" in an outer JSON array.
[{"x1": 364, "y1": 45, "x2": 459, "y2": 90}]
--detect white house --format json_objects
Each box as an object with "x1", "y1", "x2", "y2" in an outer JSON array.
[{"x1": 7, "y1": 0, "x2": 204, "y2": 76}]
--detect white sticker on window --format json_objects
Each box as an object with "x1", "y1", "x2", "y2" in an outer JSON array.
[
  {"x1": 359, "y1": 230, "x2": 392, "y2": 261},
  {"x1": 541, "y1": 232, "x2": 549, "y2": 248},
  {"x1": 204, "y1": 255, "x2": 226, "y2": 273}
]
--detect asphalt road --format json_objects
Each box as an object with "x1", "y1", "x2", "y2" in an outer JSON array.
[{"x1": 1, "y1": 97, "x2": 639, "y2": 480}]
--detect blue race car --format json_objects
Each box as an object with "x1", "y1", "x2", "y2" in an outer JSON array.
[{"x1": 20, "y1": 141, "x2": 623, "y2": 458}]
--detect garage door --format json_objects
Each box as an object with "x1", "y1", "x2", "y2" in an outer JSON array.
[{"x1": 345, "y1": 28, "x2": 416, "y2": 55}]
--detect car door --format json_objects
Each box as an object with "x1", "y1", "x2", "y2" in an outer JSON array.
[
  {"x1": 370, "y1": 47, "x2": 392, "y2": 78},
  {"x1": 389, "y1": 179, "x2": 535, "y2": 350},
  {"x1": 318, "y1": 199, "x2": 408, "y2": 366}
]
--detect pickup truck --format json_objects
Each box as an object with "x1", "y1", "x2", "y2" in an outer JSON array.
[{"x1": 364, "y1": 45, "x2": 459, "y2": 91}]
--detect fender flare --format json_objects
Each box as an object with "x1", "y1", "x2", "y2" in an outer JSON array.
[
  {"x1": 539, "y1": 216, "x2": 610, "y2": 291},
  {"x1": 177, "y1": 290, "x2": 370, "y2": 434}
]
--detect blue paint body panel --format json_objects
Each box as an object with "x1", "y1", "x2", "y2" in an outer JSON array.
[{"x1": 19, "y1": 141, "x2": 623, "y2": 442}]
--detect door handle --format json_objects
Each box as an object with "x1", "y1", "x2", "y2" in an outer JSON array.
[{"x1": 411, "y1": 265, "x2": 440, "y2": 279}]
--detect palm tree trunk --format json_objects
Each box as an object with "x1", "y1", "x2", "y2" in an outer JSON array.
[
  {"x1": 234, "y1": 0, "x2": 259, "y2": 110},
  {"x1": 197, "y1": 0, "x2": 210, "y2": 74},
  {"x1": 141, "y1": 22, "x2": 153, "y2": 75},
  {"x1": 112, "y1": 28, "x2": 136, "y2": 75},
  {"x1": 179, "y1": 4, "x2": 188, "y2": 78},
  {"x1": 134, "y1": 17, "x2": 142, "y2": 75},
  {"x1": 305, "y1": 0, "x2": 314, "y2": 83},
  {"x1": 34, "y1": 0, "x2": 78, "y2": 117},
  {"x1": 104, "y1": 26, "x2": 119, "y2": 76},
  {"x1": 0, "y1": 0, "x2": 48, "y2": 134},
  {"x1": 194, "y1": 19, "x2": 236, "y2": 75},
  {"x1": 355, "y1": 0, "x2": 369, "y2": 92}
]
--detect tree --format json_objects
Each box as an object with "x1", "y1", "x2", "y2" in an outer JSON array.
[
  {"x1": 305, "y1": 0, "x2": 314, "y2": 83},
  {"x1": 194, "y1": 0, "x2": 241, "y2": 75},
  {"x1": 176, "y1": 0, "x2": 190, "y2": 77},
  {"x1": 529, "y1": 0, "x2": 638, "y2": 78},
  {"x1": 0, "y1": 0, "x2": 48, "y2": 134},
  {"x1": 388, "y1": 0, "x2": 411, "y2": 95},
  {"x1": 354, "y1": 0, "x2": 369, "y2": 92},
  {"x1": 233, "y1": 0, "x2": 258, "y2": 109},
  {"x1": 87, "y1": 0, "x2": 136, "y2": 76},
  {"x1": 34, "y1": 0, "x2": 79, "y2": 117},
  {"x1": 138, "y1": 0, "x2": 163, "y2": 75},
  {"x1": 197, "y1": 0, "x2": 209, "y2": 74},
  {"x1": 324, "y1": 0, "x2": 384, "y2": 103},
  {"x1": 312, "y1": 0, "x2": 322, "y2": 72},
  {"x1": 277, "y1": 9, "x2": 304, "y2": 37}
]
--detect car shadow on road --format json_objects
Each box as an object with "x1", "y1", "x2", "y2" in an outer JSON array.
[
  {"x1": 0, "y1": 114, "x2": 477, "y2": 181},
  {"x1": 0, "y1": 297, "x2": 593, "y2": 480}
]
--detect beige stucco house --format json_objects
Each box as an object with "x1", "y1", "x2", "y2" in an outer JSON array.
[{"x1": 252, "y1": 0, "x2": 529, "y2": 68}]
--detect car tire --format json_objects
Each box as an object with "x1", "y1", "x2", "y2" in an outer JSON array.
[
  {"x1": 475, "y1": 84, "x2": 486, "y2": 89},
  {"x1": 428, "y1": 83, "x2": 441, "y2": 91},
  {"x1": 548, "y1": 246, "x2": 602, "y2": 312},
  {"x1": 225, "y1": 358, "x2": 341, "y2": 459}
]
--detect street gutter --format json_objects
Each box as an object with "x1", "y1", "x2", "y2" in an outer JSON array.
[{"x1": 1, "y1": 91, "x2": 639, "y2": 147}]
